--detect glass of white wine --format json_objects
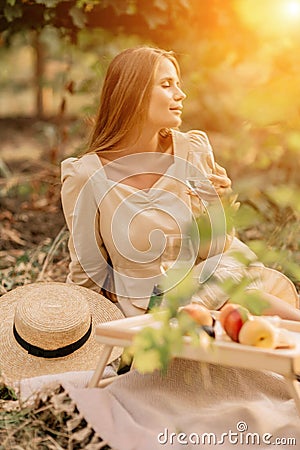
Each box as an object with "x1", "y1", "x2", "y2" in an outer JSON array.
[
  {"x1": 185, "y1": 150, "x2": 218, "y2": 204},
  {"x1": 160, "y1": 234, "x2": 195, "y2": 276}
]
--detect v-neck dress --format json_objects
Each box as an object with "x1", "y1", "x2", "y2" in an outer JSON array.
[{"x1": 61, "y1": 130, "x2": 298, "y2": 317}]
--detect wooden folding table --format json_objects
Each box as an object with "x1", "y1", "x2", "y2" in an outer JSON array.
[{"x1": 89, "y1": 312, "x2": 300, "y2": 416}]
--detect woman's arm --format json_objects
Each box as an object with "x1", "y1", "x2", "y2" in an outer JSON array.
[
  {"x1": 218, "y1": 288, "x2": 300, "y2": 321},
  {"x1": 187, "y1": 130, "x2": 236, "y2": 259},
  {"x1": 187, "y1": 130, "x2": 232, "y2": 198},
  {"x1": 61, "y1": 157, "x2": 109, "y2": 294}
]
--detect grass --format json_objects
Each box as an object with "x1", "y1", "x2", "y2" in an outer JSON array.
[{"x1": 0, "y1": 378, "x2": 113, "y2": 449}]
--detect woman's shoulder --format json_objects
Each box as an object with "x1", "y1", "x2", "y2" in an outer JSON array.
[
  {"x1": 173, "y1": 129, "x2": 212, "y2": 151},
  {"x1": 187, "y1": 129, "x2": 212, "y2": 149},
  {"x1": 61, "y1": 153, "x2": 99, "y2": 184}
]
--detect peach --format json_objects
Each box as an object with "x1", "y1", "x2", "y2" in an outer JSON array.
[
  {"x1": 180, "y1": 303, "x2": 213, "y2": 327},
  {"x1": 238, "y1": 316, "x2": 276, "y2": 348}
]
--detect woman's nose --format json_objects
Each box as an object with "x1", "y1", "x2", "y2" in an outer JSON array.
[{"x1": 174, "y1": 87, "x2": 186, "y2": 101}]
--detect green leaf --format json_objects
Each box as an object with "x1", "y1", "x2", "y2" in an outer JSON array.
[
  {"x1": 69, "y1": 6, "x2": 87, "y2": 28},
  {"x1": 35, "y1": 0, "x2": 60, "y2": 6},
  {"x1": 110, "y1": 0, "x2": 136, "y2": 15},
  {"x1": 237, "y1": 291, "x2": 270, "y2": 316},
  {"x1": 4, "y1": 5, "x2": 22, "y2": 22},
  {"x1": 133, "y1": 348, "x2": 162, "y2": 374},
  {"x1": 0, "y1": 380, "x2": 17, "y2": 401},
  {"x1": 234, "y1": 204, "x2": 262, "y2": 231},
  {"x1": 280, "y1": 260, "x2": 300, "y2": 284},
  {"x1": 229, "y1": 250, "x2": 255, "y2": 267},
  {"x1": 44, "y1": 8, "x2": 56, "y2": 22},
  {"x1": 161, "y1": 267, "x2": 197, "y2": 313},
  {"x1": 139, "y1": 4, "x2": 168, "y2": 29},
  {"x1": 266, "y1": 185, "x2": 300, "y2": 211}
]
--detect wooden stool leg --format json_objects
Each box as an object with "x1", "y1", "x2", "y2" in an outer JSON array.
[
  {"x1": 88, "y1": 345, "x2": 113, "y2": 388},
  {"x1": 285, "y1": 376, "x2": 300, "y2": 417},
  {"x1": 98, "y1": 372, "x2": 127, "y2": 388}
]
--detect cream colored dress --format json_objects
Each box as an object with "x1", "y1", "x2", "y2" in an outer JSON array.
[{"x1": 61, "y1": 130, "x2": 298, "y2": 316}]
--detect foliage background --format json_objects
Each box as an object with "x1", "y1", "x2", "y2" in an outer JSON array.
[
  {"x1": 1, "y1": 0, "x2": 299, "y2": 295},
  {"x1": 0, "y1": 1, "x2": 300, "y2": 447}
]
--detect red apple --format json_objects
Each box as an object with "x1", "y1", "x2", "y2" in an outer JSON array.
[
  {"x1": 180, "y1": 303, "x2": 213, "y2": 327},
  {"x1": 219, "y1": 303, "x2": 238, "y2": 330},
  {"x1": 223, "y1": 306, "x2": 250, "y2": 342}
]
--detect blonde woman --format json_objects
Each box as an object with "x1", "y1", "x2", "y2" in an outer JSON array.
[{"x1": 61, "y1": 46, "x2": 300, "y2": 320}]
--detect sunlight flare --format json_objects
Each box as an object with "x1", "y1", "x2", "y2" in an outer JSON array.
[
  {"x1": 235, "y1": 0, "x2": 300, "y2": 37},
  {"x1": 284, "y1": 0, "x2": 300, "y2": 17}
]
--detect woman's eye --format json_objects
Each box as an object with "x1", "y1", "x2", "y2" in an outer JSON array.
[{"x1": 161, "y1": 82, "x2": 171, "y2": 88}]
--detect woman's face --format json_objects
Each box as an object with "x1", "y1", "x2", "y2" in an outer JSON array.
[{"x1": 147, "y1": 57, "x2": 186, "y2": 131}]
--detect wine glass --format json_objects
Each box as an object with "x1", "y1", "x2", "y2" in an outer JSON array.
[
  {"x1": 158, "y1": 234, "x2": 197, "y2": 311},
  {"x1": 185, "y1": 150, "x2": 218, "y2": 204},
  {"x1": 186, "y1": 150, "x2": 232, "y2": 259},
  {"x1": 160, "y1": 234, "x2": 195, "y2": 276}
]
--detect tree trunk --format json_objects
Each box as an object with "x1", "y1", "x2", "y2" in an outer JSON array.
[{"x1": 32, "y1": 31, "x2": 45, "y2": 119}]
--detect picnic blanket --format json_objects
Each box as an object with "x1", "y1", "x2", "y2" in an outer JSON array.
[{"x1": 62, "y1": 359, "x2": 300, "y2": 450}]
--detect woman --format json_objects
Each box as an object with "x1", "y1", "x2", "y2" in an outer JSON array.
[{"x1": 61, "y1": 46, "x2": 300, "y2": 320}]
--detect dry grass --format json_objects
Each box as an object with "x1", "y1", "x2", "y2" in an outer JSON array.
[
  {"x1": 0, "y1": 157, "x2": 70, "y2": 294},
  {"x1": 0, "y1": 376, "x2": 113, "y2": 449},
  {"x1": 0, "y1": 226, "x2": 70, "y2": 296}
]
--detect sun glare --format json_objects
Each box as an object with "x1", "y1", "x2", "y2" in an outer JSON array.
[
  {"x1": 284, "y1": 0, "x2": 300, "y2": 17},
  {"x1": 235, "y1": 0, "x2": 300, "y2": 37}
]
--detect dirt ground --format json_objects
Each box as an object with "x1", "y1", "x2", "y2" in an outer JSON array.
[{"x1": 0, "y1": 117, "x2": 79, "y2": 293}]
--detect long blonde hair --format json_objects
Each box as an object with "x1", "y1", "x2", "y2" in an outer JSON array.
[{"x1": 86, "y1": 46, "x2": 180, "y2": 154}]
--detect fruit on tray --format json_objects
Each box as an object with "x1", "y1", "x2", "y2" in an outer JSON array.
[
  {"x1": 238, "y1": 316, "x2": 276, "y2": 349},
  {"x1": 219, "y1": 303, "x2": 238, "y2": 329},
  {"x1": 219, "y1": 303, "x2": 251, "y2": 342},
  {"x1": 180, "y1": 303, "x2": 213, "y2": 327},
  {"x1": 180, "y1": 303, "x2": 295, "y2": 349},
  {"x1": 201, "y1": 325, "x2": 215, "y2": 338}
]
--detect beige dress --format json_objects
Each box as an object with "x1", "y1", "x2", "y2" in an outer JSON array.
[{"x1": 61, "y1": 130, "x2": 298, "y2": 316}]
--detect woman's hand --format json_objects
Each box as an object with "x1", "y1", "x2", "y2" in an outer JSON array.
[
  {"x1": 207, "y1": 160, "x2": 241, "y2": 214},
  {"x1": 185, "y1": 156, "x2": 240, "y2": 212},
  {"x1": 207, "y1": 160, "x2": 232, "y2": 198}
]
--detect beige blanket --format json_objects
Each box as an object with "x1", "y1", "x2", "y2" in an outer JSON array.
[{"x1": 63, "y1": 360, "x2": 300, "y2": 450}]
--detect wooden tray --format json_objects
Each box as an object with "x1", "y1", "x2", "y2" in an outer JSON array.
[{"x1": 89, "y1": 312, "x2": 300, "y2": 415}]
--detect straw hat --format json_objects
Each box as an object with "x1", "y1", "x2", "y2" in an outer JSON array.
[{"x1": 0, "y1": 282, "x2": 125, "y2": 385}]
